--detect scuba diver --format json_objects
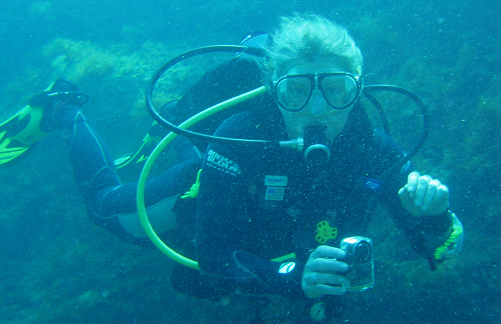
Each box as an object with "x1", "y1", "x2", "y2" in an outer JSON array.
[{"x1": 0, "y1": 13, "x2": 463, "y2": 323}]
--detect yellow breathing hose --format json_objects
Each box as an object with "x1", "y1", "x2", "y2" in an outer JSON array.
[{"x1": 137, "y1": 86, "x2": 267, "y2": 270}]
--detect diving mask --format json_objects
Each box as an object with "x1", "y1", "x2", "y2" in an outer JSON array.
[{"x1": 273, "y1": 72, "x2": 361, "y2": 112}]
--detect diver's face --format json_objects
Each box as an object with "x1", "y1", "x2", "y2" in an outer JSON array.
[{"x1": 275, "y1": 62, "x2": 358, "y2": 144}]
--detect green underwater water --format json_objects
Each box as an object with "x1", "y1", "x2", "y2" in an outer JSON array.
[{"x1": 0, "y1": 0, "x2": 500, "y2": 323}]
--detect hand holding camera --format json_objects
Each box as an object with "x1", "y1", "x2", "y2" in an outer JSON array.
[
  {"x1": 302, "y1": 245, "x2": 349, "y2": 299},
  {"x1": 302, "y1": 237, "x2": 374, "y2": 299}
]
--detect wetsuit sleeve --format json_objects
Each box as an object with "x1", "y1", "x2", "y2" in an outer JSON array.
[
  {"x1": 195, "y1": 113, "x2": 305, "y2": 297},
  {"x1": 374, "y1": 130, "x2": 453, "y2": 257}
]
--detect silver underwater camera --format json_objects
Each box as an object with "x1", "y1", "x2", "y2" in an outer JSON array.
[{"x1": 340, "y1": 236, "x2": 375, "y2": 292}]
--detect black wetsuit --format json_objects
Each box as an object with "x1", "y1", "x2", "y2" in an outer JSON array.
[{"x1": 193, "y1": 88, "x2": 452, "y2": 298}]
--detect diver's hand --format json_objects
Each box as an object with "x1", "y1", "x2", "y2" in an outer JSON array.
[
  {"x1": 302, "y1": 245, "x2": 348, "y2": 299},
  {"x1": 399, "y1": 171, "x2": 449, "y2": 217}
]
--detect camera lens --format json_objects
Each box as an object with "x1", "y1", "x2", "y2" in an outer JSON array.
[{"x1": 354, "y1": 241, "x2": 372, "y2": 264}]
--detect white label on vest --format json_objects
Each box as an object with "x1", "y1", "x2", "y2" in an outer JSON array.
[{"x1": 264, "y1": 175, "x2": 288, "y2": 187}]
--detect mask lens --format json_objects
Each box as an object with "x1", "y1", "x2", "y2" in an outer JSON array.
[
  {"x1": 321, "y1": 74, "x2": 358, "y2": 109},
  {"x1": 276, "y1": 76, "x2": 311, "y2": 111}
]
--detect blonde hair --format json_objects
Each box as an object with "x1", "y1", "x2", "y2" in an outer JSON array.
[{"x1": 266, "y1": 13, "x2": 363, "y2": 77}]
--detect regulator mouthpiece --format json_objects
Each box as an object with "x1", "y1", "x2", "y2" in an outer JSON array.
[{"x1": 304, "y1": 126, "x2": 331, "y2": 165}]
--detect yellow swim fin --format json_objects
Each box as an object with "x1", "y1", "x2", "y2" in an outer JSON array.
[
  {"x1": 114, "y1": 101, "x2": 177, "y2": 169},
  {"x1": 114, "y1": 132, "x2": 157, "y2": 169},
  {"x1": 0, "y1": 79, "x2": 87, "y2": 168},
  {"x1": 0, "y1": 82, "x2": 56, "y2": 167}
]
